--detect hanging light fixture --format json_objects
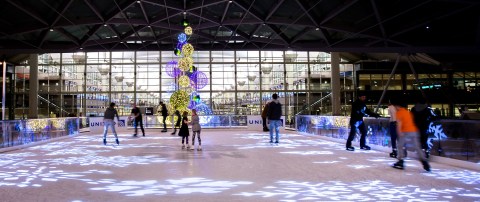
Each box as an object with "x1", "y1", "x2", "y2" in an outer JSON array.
[
  {"x1": 261, "y1": 65, "x2": 273, "y2": 74},
  {"x1": 114, "y1": 75, "x2": 124, "y2": 82}
]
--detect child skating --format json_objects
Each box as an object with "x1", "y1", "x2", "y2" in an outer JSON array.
[{"x1": 178, "y1": 111, "x2": 191, "y2": 150}]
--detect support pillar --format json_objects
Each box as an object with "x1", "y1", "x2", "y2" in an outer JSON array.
[
  {"x1": 330, "y1": 52, "x2": 341, "y2": 115},
  {"x1": 28, "y1": 54, "x2": 38, "y2": 119}
]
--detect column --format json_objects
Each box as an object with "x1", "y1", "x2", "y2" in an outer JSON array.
[
  {"x1": 28, "y1": 54, "x2": 38, "y2": 118},
  {"x1": 1, "y1": 58, "x2": 6, "y2": 120},
  {"x1": 331, "y1": 52, "x2": 341, "y2": 115}
]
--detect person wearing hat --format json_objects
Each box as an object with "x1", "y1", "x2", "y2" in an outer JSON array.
[{"x1": 346, "y1": 92, "x2": 380, "y2": 151}]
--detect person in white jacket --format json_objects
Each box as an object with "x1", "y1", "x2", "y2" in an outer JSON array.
[{"x1": 191, "y1": 109, "x2": 202, "y2": 151}]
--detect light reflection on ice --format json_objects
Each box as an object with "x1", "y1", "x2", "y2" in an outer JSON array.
[
  {"x1": 235, "y1": 180, "x2": 479, "y2": 201},
  {"x1": 91, "y1": 178, "x2": 252, "y2": 196}
]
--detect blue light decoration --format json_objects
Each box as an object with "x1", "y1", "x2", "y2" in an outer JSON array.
[
  {"x1": 176, "y1": 42, "x2": 185, "y2": 53},
  {"x1": 192, "y1": 102, "x2": 213, "y2": 115},
  {"x1": 166, "y1": 82, "x2": 177, "y2": 94},
  {"x1": 178, "y1": 33, "x2": 187, "y2": 44},
  {"x1": 189, "y1": 70, "x2": 208, "y2": 90},
  {"x1": 164, "y1": 60, "x2": 181, "y2": 78},
  {"x1": 187, "y1": 93, "x2": 200, "y2": 109},
  {"x1": 186, "y1": 92, "x2": 212, "y2": 114}
]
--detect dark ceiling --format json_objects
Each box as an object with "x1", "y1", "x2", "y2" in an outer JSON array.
[{"x1": 0, "y1": 0, "x2": 479, "y2": 67}]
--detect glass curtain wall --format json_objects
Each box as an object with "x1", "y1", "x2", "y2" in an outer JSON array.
[{"x1": 13, "y1": 51, "x2": 355, "y2": 119}]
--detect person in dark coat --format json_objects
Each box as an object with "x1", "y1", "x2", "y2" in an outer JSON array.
[
  {"x1": 103, "y1": 102, "x2": 121, "y2": 145},
  {"x1": 178, "y1": 111, "x2": 190, "y2": 149},
  {"x1": 411, "y1": 97, "x2": 437, "y2": 158},
  {"x1": 160, "y1": 101, "x2": 169, "y2": 132},
  {"x1": 130, "y1": 103, "x2": 145, "y2": 137},
  {"x1": 267, "y1": 93, "x2": 282, "y2": 144},
  {"x1": 346, "y1": 92, "x2": 380, "y2": 151},
  {"x1": 171, "y1": 110, "x2": 182, "y2": 135},
  {"x1": 261, "y1": 103, "x2": 270, "y2": 132}
]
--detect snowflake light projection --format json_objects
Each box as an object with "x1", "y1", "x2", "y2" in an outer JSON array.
[{"x1": 189, "y1": 70, "x2": 208, "y2": 89}]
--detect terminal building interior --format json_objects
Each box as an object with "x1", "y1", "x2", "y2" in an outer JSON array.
[{"x1": 0, "y1": 0, "x2": 479, "y2": 201}]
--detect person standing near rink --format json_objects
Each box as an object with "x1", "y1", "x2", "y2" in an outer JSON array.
[
  {"x1": 103, "y1": 102, "x2": 122, "y2": 145},
  {"x1": 267, "y1": 93, "x2": 282, "y2": 144}
]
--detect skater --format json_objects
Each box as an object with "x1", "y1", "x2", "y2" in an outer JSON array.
[
  {"x1": 346, "y1": 92, "x2": 380, "y2": 151},
  {"x1": 392, "y1": 98, "x2": 431, "y2": 172},
  {"x1": 130, "y1": 103, "x2": 145, "y2": 137},
  {"x1": 411, "y1": 97, "x2": 437, "y2": 158},
  {"x1": 178, "y1": 111, "x2": 191, "y2": 150},
  {"x1": 103, "y1": 102, "x2": 121, "y2": 145},
  {"x1": 261, "y1": 103, "x2": 270, "y2": 132},
  {"x1": 388, "y1": 99, "x2": 398, "y2": 157},
  {"x1": 160, "y1": 101, "x2": 169, "y2": 132},
  {"x1": 171, "y1": 110, "x2": 181, "y2": 135},
  {"x1": 191, "y1": 109, "x2": 202, "y2": 151}
]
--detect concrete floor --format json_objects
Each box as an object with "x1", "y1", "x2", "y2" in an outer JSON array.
[{"x1": 0, "y1": 129, "x2": 479, "y2": 202}]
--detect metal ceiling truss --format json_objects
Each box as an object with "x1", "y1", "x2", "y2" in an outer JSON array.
[{"x1": 0, "y1": 0, "x2": 479, "y2": 68}]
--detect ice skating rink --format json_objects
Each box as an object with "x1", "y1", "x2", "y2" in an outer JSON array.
[{"x1": 0, "y1": 129, "x2": 479, "y2": 202}]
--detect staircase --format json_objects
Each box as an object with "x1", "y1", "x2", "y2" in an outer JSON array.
[
  {"x1": 295, "y1": 93, "x2": 332, "y2": 115},
  {"x1": 38, "y1": 95, "x2": 71, "y2": 115}
]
